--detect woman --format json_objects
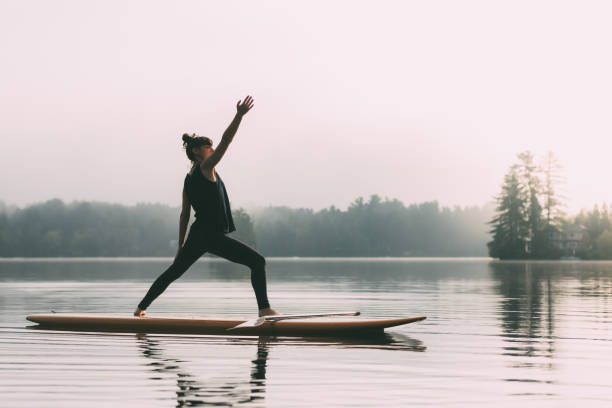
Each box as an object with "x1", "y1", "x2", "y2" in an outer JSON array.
[{"x1": 134, "y1": 95, "x2": 279, "y2": 318}]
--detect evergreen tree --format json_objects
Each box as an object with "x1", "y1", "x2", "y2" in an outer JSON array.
[
  {"x1": 573, "y1": 203, "x2": 612, "y2": 259},
  {"x1": 488, "y1": 165, "x2": 529, "y2": 259},
  {"x1": 517, "y1": 151, "x2": 545, "y2": 256},
  {"x1": 541, "y1": 151, "x2": 565, "y2": 228}
]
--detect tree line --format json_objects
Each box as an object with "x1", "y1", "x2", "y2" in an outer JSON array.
[
  {"x1": 0, "y1": 196, "x2": 492, "y2": 257},
  {"x1": 573, "y1": 204, "x2": 612, "y2": 259},
  {"x1": 252, "y1": 197, "x2": 491, "y2": 257},
  {"x1": 488, "y1": 151, "x2": 612, "y2": 259}
]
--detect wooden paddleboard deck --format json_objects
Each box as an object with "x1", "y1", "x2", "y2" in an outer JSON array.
[{"x1": 26, "y1": 313, "x2": 426, "y2": 336}]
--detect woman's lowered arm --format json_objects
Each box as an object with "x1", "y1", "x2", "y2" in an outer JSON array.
[{"x1": 175, "y1": 188, "x2": 191, "y2": 260}]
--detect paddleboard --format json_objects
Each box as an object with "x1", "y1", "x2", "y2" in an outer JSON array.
[{"x1": 26, "y1": 313, "x2": 426, "y2": 336}]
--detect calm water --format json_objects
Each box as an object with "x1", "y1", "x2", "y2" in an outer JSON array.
[{"x1": 1, "y1": 257, "x2": 612, "y2": 407}]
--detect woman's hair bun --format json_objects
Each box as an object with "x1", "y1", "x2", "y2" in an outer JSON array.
[{"x1": 182, "y1": 133, "x2": 211, "y2": 162}]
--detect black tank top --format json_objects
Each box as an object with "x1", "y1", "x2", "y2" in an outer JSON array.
[{"x1": 184, "y1": 167, "x2": 236, "y2": 233}]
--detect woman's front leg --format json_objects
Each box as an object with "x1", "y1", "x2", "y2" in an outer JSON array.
[{"x1": 207, "y1": 234, "x2": 279, "y2": 315}]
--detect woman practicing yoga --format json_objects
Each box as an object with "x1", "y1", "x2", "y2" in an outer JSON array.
[{"x1": 134, "y1": 95, "x2": 279, "y2": 318}]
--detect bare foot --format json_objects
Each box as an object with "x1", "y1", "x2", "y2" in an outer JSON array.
[
  {"x1": 258, "y1": 307, "x2": 281, "y2": 317},
  {"x1": 133, "y1": 307, "x2": 146, "y2": 317}
]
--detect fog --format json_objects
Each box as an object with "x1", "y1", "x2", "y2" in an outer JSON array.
[{"x1": 1, "y1": 0, "x2": 610, "y2": 214}]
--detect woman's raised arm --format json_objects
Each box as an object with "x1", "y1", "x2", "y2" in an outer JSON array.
[{"x1": 201, "y1": 95, "x2": 254, "y2": 170}]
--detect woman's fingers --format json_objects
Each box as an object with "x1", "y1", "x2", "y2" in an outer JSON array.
[{"x1": 236, "y1": 95, "x2": 254, "y2": 112}]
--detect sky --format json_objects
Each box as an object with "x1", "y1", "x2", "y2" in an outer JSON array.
[{"x1": 1, "y1": 0, "x2": 610, "y2": 214}]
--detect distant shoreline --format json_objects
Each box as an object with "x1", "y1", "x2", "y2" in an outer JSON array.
[
  {"x1": 0, "y1": 198, "x2": 492, "y2": 258},
  {"x1": 2, "y1": 256, "x2": 610, "y2": 263},
  {"x1": 0, "y1": 256, "x2": 495, "y2": 262}
]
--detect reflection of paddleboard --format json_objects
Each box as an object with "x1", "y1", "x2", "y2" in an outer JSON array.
[{"x1": 26, "y1": 313, "x2": 426, "y2": 336}]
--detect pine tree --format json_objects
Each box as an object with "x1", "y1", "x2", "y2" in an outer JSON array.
[
  {"x1": 517, "y1": 151, "x2": 545, "y2": 256},
  {"x1": 488, "y1": 165, "x2": 529, "y2": 259},
  {"x1": 541, "y1": 151, "x2": 565, "y2": 228}
]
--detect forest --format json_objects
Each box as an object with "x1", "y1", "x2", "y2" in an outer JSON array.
[
  {"x1": 4, "y1": 153, "x2": 611, "y2": 260},
  {"x1": 0, "y1": 196, "x2": 492, "y2": 257}
]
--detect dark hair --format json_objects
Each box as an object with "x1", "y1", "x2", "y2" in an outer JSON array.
[{"x1": 182, "y1": 133, "x2": 212, "y2": 161}]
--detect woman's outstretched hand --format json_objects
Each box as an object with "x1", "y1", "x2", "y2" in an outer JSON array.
[{"x1": 236, "y1": 95, "x2": 254, "y2": 116}]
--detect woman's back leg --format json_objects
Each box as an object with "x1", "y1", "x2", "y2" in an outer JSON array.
[{"x1": 137, "y1": 233, "x2": 207, "y2": 311}]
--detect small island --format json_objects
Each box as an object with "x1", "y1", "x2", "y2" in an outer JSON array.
[{"x1": 488, "y1": 151, "x2": 611, "y2": 260}]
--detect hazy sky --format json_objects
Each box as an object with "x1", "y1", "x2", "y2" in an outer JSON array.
[{"x1": 1, "y1": 1, "x2": 610, "y2": 214}]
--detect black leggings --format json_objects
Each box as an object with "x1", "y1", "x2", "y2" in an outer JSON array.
[{"x1": 137, "y1": 222, "x2": 270, "y2": 311}]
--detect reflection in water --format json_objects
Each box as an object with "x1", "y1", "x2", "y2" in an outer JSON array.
[
  {"x1": 223, "y1": 332, "x2": 427, "y2": 352},
  {"x1": 137, "y1": 333, "x2": 270, "y2": 406},
  {"x1": 8, "y1": 259, "x2": 612, "y2": 406},
  {"x1": 298, "y1": 332, "x2": 427, "y2": 351},
  {"x1": 249, "y1": 338, "x2": 268, "y2": 401},
  {"x1": 490, "y1": 262, "x2": 556, "y2": 379},
  {"x1": 135, "y1": 332, "x2": 425, "y2": 406}
]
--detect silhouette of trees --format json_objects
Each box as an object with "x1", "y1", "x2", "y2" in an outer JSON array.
[
  {"x1": 541, "y1": 151, "x2": 566, "y2": 228},
  {"x1": 489, "y1": 151, "x2": 612, "y2": 259},
  {"x1": 574, "y1": 203, "x2": 612, "y2": 259},
  {"x1": 252, "y1": 195, "x2": 492, "y2": 257},
  {"x1": 488, "y1": 151, "x2": 565, "y2": 259},
  {"x1": 0, "y1": 199, "x2": 255, "y2": 257},
  {"x1": 0, "y1": 196, "x2": 493, "y2": 257},
  {"x1": 488, "y1": 165, "x2": 529, "y2": 259}
]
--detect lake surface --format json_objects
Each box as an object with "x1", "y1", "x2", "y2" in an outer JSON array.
[{"x1": 1, "y1": 257, "x2": 612, "y2": 407}]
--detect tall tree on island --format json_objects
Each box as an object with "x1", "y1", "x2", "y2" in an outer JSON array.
[
  {"x1": 517, "y1": 151, "x2": 545, "y2": 256},
  {"x1": 489, "y1": 150, "x2": 567, "y2": 259},
  {"x1": 488, "y1": 164, "x2": 529, "y2": 259},
  {"x1": 539, "y1": 151, "x2": 566, "y2": 256},
  {"x1": 541, "y1": 151, "x2": 565, "y2": 229}
]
